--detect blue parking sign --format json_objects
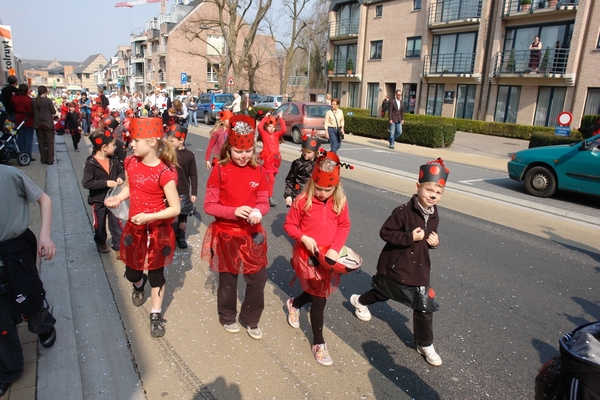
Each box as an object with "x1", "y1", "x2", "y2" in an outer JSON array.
[
  {"x1": 555, "y1": 126, "x2": 571, "y2": 137},
  {"x1": 181, "y1": 72, "x2": 187, "y2": 85}
]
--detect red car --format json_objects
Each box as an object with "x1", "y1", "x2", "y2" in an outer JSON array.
[{"x1": 272, "y1": 101, "x2": 331, "y2": 143}]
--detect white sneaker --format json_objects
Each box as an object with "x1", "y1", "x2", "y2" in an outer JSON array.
[
  {"x1": 246, "y1": 326, "x2": 263, "y2": 340},
  {"x1": 350, "y1": 294, "x2": 372, "y2": 321},
  {"x1": 417, "y1": 345, "x2": 442, "y2": 366},
  {"x1": 223, "y1": 323, "x2": 240, "y2": 333}
]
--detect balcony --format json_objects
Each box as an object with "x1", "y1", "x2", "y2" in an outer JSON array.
[
  {"x1": 130, "y1": 32, "x2": 147, "y2": 42},
  {"x1": 428, "y1": 1, "x2": 482, "y2": 27},
  {"x1": 329, "y1": 18, "x2": 359, "y2": 40},
  {"x1": 423, "y1": 53, "x2": 476, "y2": 76},
  {"x1": 502, "y1": 0, "x2": 578, "y2": 17},
  {"x1": 329, "y1": 58, "x2": 358, "y2": 77},
  {"x1": 132, "y1": 74, "x2": 144, "y2": 83},
  {"x1": 158, "y1": 72, "x2": 165, "y2": 83},
  {"x1": 145, "y1": 51, "x2": 152, "y2": 59},
  {"x1": 493, "y1": 48, "x2": 569, "y2": 77},
  {"x1": 147, "y1": 29, "x2": 160, "y2": 41},
  {"x1": 130, "y1": 54, "x2": 144, "y2": 64},
  {"x1": 206, "y1": 71, "x2": 218, "y2": 83},
  {"x1": 158, "y1": 45, "x2": 167, "y2": 56}
]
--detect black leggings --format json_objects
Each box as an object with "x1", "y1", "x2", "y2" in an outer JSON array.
[
  {"x1": 292, "y1": 291, "x2": 327, "y2": 345},
  {"x1": 124, "y1": 266, "x2": 165, "y2": 288}
]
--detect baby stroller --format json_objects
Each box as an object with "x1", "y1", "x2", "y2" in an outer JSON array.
[{"x1": 0, "y1": 117, "x2": 32, "y2": 166}]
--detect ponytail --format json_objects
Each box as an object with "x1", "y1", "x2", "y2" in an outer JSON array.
[{"x1": 157, "y1": 138, "x2": 179, "y2": 168}]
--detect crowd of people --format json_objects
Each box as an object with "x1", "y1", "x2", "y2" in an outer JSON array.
[{"x1": 1, "y1": 74, "x2": 451, "y2": 395}]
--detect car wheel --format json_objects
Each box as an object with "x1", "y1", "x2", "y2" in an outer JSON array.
[
  {"x1": 292, "y1": 128, "x2": 302, "y2": 144},
  {"x1": 524, "y1": 166, "x2": 557, "y2": 197},
  {"x1": 204, "y1": 112, "x2": 211, "y2": 125}
]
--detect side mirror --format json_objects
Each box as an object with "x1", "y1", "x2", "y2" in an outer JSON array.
[{"x1": 579, "y1": 141, "x2": 591, "y2": 151}]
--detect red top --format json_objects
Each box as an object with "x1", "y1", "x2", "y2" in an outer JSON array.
[
  {"x1": 205, "y1": 126, "x2": 228, "y2": 161},
  {"x1": 257, "y1": 117, "x2": 286, "y2": 157},
  {"x1": 11, "y1": 94, "x2": 34, "y2": 127},
  {"x1": 204, "y1": 161, "x2": 269, "y2": 220},
  {"x1": 284, "y1": 195, "x2": 350, "y2": 253},
  {"x1": 124, "y1": 155, "x2": 178, "y2": 217}
]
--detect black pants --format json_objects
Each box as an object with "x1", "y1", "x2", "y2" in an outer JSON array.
[
  {"x1": 217, "y1": 268, "x2": 267, "y2": 328},
  {"x1": 70, "y1": 129, "x2": 81, "y2": 150},
  {"x1": 292, "y1": 291, "x2": 327, "y2": 345},
  {"x1": 0, "y1": 300, "x2": 23, "y2": 383},
  {"x1": 92, "y1": 203, "x2": 123, "y2": 250},
  {"x1": 172, "y1": 214, "x2": 188, "y2": 241},
  {"x1": 359, "y1": 289, "x2": 434, "y2": 347}
]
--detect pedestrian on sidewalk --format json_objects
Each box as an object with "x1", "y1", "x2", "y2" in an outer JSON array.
[
  {"x1": 82, "y1": 130, "x2": 125, "y2": 258},
  {"x1": 388, "y1": 89, "x2": 404, "y2": 149},
  {"x1": 324, "y1": 98, "x2": 344, "y2": 153},
  {"x1": 257, "y1": 111, "x2": 286, "y2": 207},
  {"x1": 104, "y1": 117, "x2": 180, "y2": 338},
  {"x1": 349, "y1": 158, "x2": 449, "y2": 367},
  {"x1": 201, "y1": 115, "x2": 270, "y2": 340},
  {"x1": 12, "y1": 83, "x2": 36, "y2": 160},
  {"x1": 32, "y1": 85, "x2": 57, "y2": 165},
  {"x1": 0, "y1": 165, "x2": 57, "y2": 396},
  {"x1": 166, "y1": 125, "x2": 198, "y2": 249},
  {"x1": 204, "y1": 110, "x2": 231, "y2": 170},
  {"x1": 283, "y1": 151, "x2": 351, "y2": 366}
]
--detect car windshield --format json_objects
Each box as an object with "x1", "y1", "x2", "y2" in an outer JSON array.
[
  {"x1": 305, "y1": 105, "x2": 330, "y2": 117},
  {"x1": 215, "y1": 95, "x2": 233, "y2": 103}
]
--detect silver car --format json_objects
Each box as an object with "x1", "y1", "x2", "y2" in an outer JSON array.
[{"x1": 256, "y1": 94, "x2": 292, "y2": 110}]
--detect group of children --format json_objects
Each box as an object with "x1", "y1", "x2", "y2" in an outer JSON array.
[{"x1": 81, "y1": 110, "x2": 450, "y2": 367}]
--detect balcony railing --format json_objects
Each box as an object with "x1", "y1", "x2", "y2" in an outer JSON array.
[
  {"x1": 158, "y1": 45, "x2": 167, "y2": 56},
  {"x1": 502, "y1": 0, "x2": 578, "y2": 16},
  {"x1": 428, "y1": 0, "x2": 482, "y2": 25},
  {"x1": 329, "y1": 18, "x2": 359, "y2": 38},
  {"x1": 206, "y1": 71, "x2": 218, "y2": 82},
  {"x1": 146, "y1": 29, "x2": 160, "y2": 41},
  {"x1": 493, "y1": 48, "x2": 569, "y2": 75},
  {"x1": 158, "y1": 72, "x2": 165, "y2": 83},
  {"x1": 330, "y1": 58, "x2": 356, "y2": 75},
  {"x1": 422, "y1": 53, "x2": 476, "y2": 75}
]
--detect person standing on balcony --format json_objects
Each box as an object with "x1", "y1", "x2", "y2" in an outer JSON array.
[
  {"x1": 388, "y1": 89, "x2": 404, "y2": 149},
  {"x1": 528, "y1": 36, "x2": 542, "y2": 74}
]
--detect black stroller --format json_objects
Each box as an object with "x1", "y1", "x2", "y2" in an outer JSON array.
[{"x1": 0, "y1": 114, "x2": 32, "y2": 166}]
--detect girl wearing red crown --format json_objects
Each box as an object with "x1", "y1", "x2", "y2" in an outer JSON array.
[
  {"x1": 166, "y1": 125, "x2": 198, "y2": 249},
  {"x1": 283, "y1": 151, "x2": 351, "y2": 366},
  {"x1": 257, "y1": 111, "x2": 286, "y2": 207},
  {"x1": 204, "y1": 110, "x2": 232, "y2": 170},
  {"x1": 104, "y1": 117, "x2": 180, "y2": 338},
  {"x1": 201, "y1": 114, "x2": 270, "y2": 340}
]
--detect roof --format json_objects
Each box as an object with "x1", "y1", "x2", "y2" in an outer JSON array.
[{"x1": 74, "y1": 54, "x2": 107, "y2": 74}]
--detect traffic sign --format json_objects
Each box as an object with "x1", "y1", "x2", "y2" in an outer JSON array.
[
  {"x1": 227, "y1": 76, "x2": 235, "y2": 86},
  {"x1": 555, "y1": 126, "x2": 571, "y2": 137},
  {"x1": 181, "y1": 72, "x2": 187, "y2": 85},
  {"x1": 557, "y1": 111, "x2": 573, "y2": 126}
]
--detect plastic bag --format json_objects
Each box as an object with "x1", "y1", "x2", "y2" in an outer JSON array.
[{"x1": 106, "y1": 185, "x2": 129, "y2": 221}]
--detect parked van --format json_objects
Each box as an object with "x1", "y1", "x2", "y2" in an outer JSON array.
[{"x1": 197, "y1": 93, "x2": 234, "y2": 124}]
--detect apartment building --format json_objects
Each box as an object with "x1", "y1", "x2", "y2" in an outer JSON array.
[
  {"x1": 328, "y1": 0, "x2": 599, "y2": 127},
  {"x1": 128, "y1": 0, "x2": 280, "y2": 97}
]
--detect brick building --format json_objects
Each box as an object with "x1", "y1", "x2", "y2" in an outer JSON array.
[{"x1": 327, "y1": 0, "x2": 599, "y2": 127}]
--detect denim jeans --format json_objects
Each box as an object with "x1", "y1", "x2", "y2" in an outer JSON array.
[
  {"x1": 188, "y1": 110, "x2": 197, "y2": 126},
  {"x1": 389, "y1": 122, "x2": 403, "y2": 146},
  {"x1": 328, "y1": 127, "x2": 341, "y2": 153},
  {"x1": 16, "y1": 127, "x2": 35, "y2": 155}
]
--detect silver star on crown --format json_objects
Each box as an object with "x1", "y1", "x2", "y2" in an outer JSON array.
[{"x1": 232, "y1": 121, "x2": 253, "y2": 135}]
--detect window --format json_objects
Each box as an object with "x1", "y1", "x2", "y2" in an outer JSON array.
[
  {"x1": 584, "y1": 88, "x2": 600, "y2": 115},
  {"x1": 85, "y1": 74, "x2": 90, "y2": 79},
  {"x1": 494, "y1": 86, "x2": 521, "y2": 124},
  {"x1": 348, "y1": 82, "x2": 359, "y2": 108},
  {"x1": 206, "y1": 63, "x2": 218, "y2": 82},
  {"x1": 207, "y1": 35, "x2": 225, "y2": 56},
  {"x1": 406, "y1": 37, "x2": 422, "y2": 58},
  {"x1": 403, "y1": 83, "x2": 418, "y2": 113},
  {"x1": 597, "y1": 34, "x2": 600, "y2": 49},
  {"x1": 367, "y1": 83, "x2": 379, "y2": 117},
  {"x1": 431, "y1": 32, "x2": 477, "y2": 74},
  {"x1": 334, "y1": 44, "x2": 357, "y2": 74},
  {"x1": 534, "y1": 87, "x2": 567, "y2": 127},
  {"x1": 426, "y1": 84, "x2": 444, "y2": 116},
  {"x1": 336, "y1": 3, "x2": 359, "y2": 36},
  {"x1": 455, "y1": 84, "x2": 476, "y2": 119},
  {"x1": 370, "y1": 40, "x2": 383, "y2": 60},
  {"x1": 331, "y1": 82, "x2": 342, "y2": 101},
  {"x1": 414, "y1": 0, "x2": 422, "y2": 10},
  {"x1": 375, "y1": 5, "x2": 383, "y2": 17}
]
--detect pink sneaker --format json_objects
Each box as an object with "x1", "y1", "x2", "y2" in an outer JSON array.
[
  {"x1": 286, "y1": 298, "x2": 300, "y2": 328},
  {"x1": 312, "y1": 343, "x2": 333, "y2": 366}
]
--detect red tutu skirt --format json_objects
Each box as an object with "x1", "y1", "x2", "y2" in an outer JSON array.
[
  {"x1": 120, "y1": 219, "x2": 175, "y2": 270},
  {"x1": 290, "y1": 243, "x2": 340, "y2": 298},
  {"x1": 201, "y1": 220, "x2": 268, "y2": 274}
]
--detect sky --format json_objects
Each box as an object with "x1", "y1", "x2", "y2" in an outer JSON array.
[{"x1": 1, "y1": 0, "x2": 165, "y2": 63}]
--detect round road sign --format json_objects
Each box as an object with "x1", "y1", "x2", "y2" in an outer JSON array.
[{"x1": 557, "y1": 111, "x2": 573, "y2": 126}]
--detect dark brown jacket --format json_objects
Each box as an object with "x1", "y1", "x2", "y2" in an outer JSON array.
[
  {"x1": 375, "y1": 194, "x2": 439, "y2": 287},
  {"x1": 388, "y1": 97, "x2": 404, "y2": 123},
  {"x1": 33, "y1": 96, "x2": 56, "y2": 130}
]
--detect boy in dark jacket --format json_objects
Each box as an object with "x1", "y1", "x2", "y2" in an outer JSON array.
[
  {"x1": 350, "y1": 158, "x2": 449, "y2": 367},
  {"x1": 283, "y1": 134, "x2": 321, "y2": 207},
  {"x1": 65, "y1": 102, "x2": 82, "y2": 151},
  {"x1": 82, "y1": 130, "x2": 125, "y2": 257}
]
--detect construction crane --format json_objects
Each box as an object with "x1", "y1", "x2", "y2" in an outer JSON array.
[{"x1": 115, "y1": 0, "x2": 167, "y2": 13}]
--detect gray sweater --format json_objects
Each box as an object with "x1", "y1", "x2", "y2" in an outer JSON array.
[{"x1": 33, "y1": 96, "x2": 56, "y2": 130}]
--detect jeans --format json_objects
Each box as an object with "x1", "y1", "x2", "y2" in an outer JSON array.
[
  {"x1": 16, "y1": 126, "x2": 35, "y2": 155},
  {"x1": 389, "y1": 122, "x2": 403, "y2": 146},
  {"x1": 328, "y1": 127, "x2": 341, "y2": 153},
  {"x1": 81, "y1": 113, "x2": 90, "y2": 133},
  {"x1": 188, "y1": 110, "x2": 197, "y2": 126}
]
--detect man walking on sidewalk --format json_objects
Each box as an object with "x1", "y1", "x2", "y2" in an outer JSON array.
[{"x1": 388, "y1": 89, "x2": 404, "y2": 149}]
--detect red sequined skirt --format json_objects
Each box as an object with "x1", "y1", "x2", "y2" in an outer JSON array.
[
  {"x1": 290, "y1": 243, "x2": 340, "y2": 298},
  {"x1": 120, "y1": 219, "x2": 175, "y2": 270},
  {"x1": 201, "y1": 221, "x2": 268, "y2": 274}
]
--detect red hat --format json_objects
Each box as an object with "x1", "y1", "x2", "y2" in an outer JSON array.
[
  {"x1": 130, "y1": 117, "x2": 163, "y2": 139},
  {"x1": 264, "y1": 116, "x2": 277, "y2": 126},
  {"x1": 418, "y1": 158, "x2": 450, "y2": 187},
  {"x1": 102, "y1": 115, "x2": 119, "y2": 130},
  {"x1": 227, "y1": 115, "x2": 256, "y2": 150},
  {"x1": 125, "y1": 109, "x2": 134, "y2": 116},
  {"x1": 312, "y1": 151, "x2": 341, "y2": 187},
  {"x1": 111, "y1": 111, "x2": 120, "y2": 118},
  {"x1": 167, "y1": 124, "x2": 187, "y2": 140},
  {"x1": 219, "y1": 110, "x2": 233, "y2": 121}
]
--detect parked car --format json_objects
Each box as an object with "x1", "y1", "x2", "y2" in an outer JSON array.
[
  {"x1": 507, "y1": 133, "x2": 600, "y2": 197},
  {"x1": 255, "y1": 94, "x2": 292, "y2": 110},
  {"x1": 249, "y1": 93, "x2": 263, "y2": 105},
  {"x1": 197, "y1": 93, "x2": 234, "y2": 124},
  {"x1": 270, "y1": 102, "x2": 331, "y2": 144}
]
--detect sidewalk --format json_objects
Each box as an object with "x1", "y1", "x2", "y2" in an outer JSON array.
[{"x1": 6, "y1": 131, "x2": 528, "y2": 399}]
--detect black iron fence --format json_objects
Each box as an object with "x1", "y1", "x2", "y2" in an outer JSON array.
[
  {"x1": 422, "y1": 53, "x2": 476, "y2": 75},
  {"x1": 329, "y1": 18, "x2": 359, "y2": 38},
  {"x1": 502, "y1": 0, "x2": 578, "y2": 15},
  {"x1": 330, "y1": 58, "x2": 355, "y2": 75},
  {"x1": 493, "y1": 48, "x2": 569, "y2": 75},
  {"x1": 428, "y1": 0, "x2": 482, "y2": 25}
]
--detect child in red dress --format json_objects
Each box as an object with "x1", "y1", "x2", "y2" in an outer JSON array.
[
  {"x1": 204, "y1": 110, "x2": 232, "y2": 170},
  {"x1": 283, "y1": 151, "x2": 351, "y2": 366},
  {"x1": 105, "y1": 117, "x2": 180, "y2": 338},
  {"x1": 201, "y1": 114, "x2": 270, "y2": 340},
  {"x1": 257, "y1": 112, "x2": 286, "y2": 206}
]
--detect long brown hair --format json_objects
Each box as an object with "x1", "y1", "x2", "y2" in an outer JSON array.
[
  {"x1": 210, "y1": 119, "x2": 228, "y2": 134},
  {"x1": 150, "y1": 137, "x2": 179, "y2": 168},
  {"x1": 295, "y1": 178, "x2": 347, "y2": 215},
  {"x1": 36, "y1": 85, "x2": 48, "y2": 110},
  {"x1": 218, "y1": 141, "x2": 259, "y2": 167}
]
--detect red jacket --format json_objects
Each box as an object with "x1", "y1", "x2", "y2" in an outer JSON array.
[{"x1": 11, "y1": 94, "x2": 34, "y2": 128}]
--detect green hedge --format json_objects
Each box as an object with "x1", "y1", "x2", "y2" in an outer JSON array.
[
  {"x1": 528, "y1": 131, "x2": 583, "y2": 148},
  {"x1": 579, "y1": 114, "x2": 600, "y2": 139}
]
